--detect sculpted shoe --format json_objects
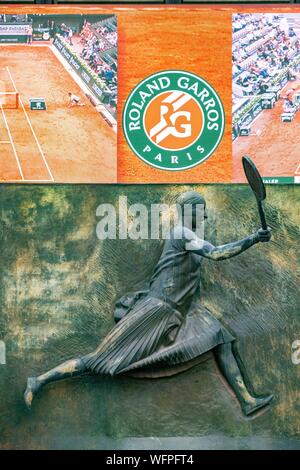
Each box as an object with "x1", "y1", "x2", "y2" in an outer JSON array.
[
  {"x1": 243, "y1": 394, "x2": 274, "y2": 416},
  {"x1": 24, "y1": 377, "x2": 41, "y2": 409}
]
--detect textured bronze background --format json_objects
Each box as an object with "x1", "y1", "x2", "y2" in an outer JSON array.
[{"x1": 0, "y1": 184, "x2": 299, "y2": 449}]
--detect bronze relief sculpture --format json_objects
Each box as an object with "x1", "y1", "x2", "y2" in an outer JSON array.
[{"x1": 24, "y1": 158, "x2": 274, "y2": 416}]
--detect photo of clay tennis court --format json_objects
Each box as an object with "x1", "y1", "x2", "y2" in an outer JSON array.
[
  {"x1": 232, "y1": 13, "x2": 300, "y2": 183},
  {"x1": 233, "y1": 82, "x2": 300, "y2": 182},
  {"x1": 0, "y1": 14, "x2": 117, "y2": 183}
]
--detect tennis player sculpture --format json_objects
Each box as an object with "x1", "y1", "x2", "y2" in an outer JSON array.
[{"x1": 24, "y1": 157, "x2": 274, "y2": 416}]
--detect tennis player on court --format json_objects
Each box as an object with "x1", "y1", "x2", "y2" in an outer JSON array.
[{"x1": 68, "y1": 92, "x2": 85, "y2": 107}]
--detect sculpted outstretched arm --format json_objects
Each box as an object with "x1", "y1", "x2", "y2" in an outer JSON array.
[
  {"x1": 194, "y1": 234, "x2": 259, "y2": 260},
  {"x1": 179, "y1": 228, "x2": 271, "y2": 261}
]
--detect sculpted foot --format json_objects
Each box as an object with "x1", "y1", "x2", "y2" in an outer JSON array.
[
  {"x1": 242, "y1": 394, "x2": 274, "y2": 416},
  {"x1": 24, "y1": 377, "x2": 41, "y2": 409}
]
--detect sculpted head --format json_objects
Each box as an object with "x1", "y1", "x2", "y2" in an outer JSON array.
[{"x1": 176, "y1": 191, "x2": 207, "y2": 229}]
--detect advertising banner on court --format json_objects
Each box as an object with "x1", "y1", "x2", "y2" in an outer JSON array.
[
  {"x1": 33, "y1": 27, "x2": 50, "y2": 42},
  {"x1": 0, "y1": 23, "x2": 30, "y2": 43},
  {"x1": 232, "y1": 100, "x2": 263, "y2": 140}
]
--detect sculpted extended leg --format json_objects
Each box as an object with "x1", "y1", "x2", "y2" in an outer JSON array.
[{"x1": 24, "y1": 357, "x2": 88, "y2": 409}]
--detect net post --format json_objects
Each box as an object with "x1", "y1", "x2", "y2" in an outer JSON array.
[{"x1": 0, "y1": 92, "x2": 20, "y2": 109}]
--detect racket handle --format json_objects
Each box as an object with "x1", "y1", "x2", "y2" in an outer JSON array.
[{"x1": 257, "y1": 201, "x2": 268, "y2": 230}]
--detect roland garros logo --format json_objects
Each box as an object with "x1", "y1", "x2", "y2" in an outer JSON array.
[{"x1": 123, "y1": 70, "x2": 225, "y2": 171}]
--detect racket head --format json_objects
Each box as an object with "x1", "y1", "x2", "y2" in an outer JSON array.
[{"x1": 242, "y1": 156, "x2": 266, "y2": 201}]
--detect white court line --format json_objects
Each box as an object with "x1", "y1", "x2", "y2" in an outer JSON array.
[
  {"x1": 0, "y1": 103, "x2": 24, "y2": 180},
  {"x1": 6, "y1": 66, "x2": 55, "y2": 182},
  {"x1": 295, "y1": 163, "x2": 300, "y2": 175}
]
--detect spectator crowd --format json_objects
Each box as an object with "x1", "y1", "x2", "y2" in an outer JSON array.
[
  {"x1": 232, "y1": 13, "x2": 300, "y2": 108},
  {"x1": 58, "y1": 17, "x2": 117, "y2": 114},
  {"x1": 79, "y1": 19, "x2": 117, "y2": 111},
  {"x1": 0, "y1": 14, "x2": 29, "y2": 23}
]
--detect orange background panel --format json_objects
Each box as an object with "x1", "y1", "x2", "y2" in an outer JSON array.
[
  {"x1": 1, "y1": 5, "x2": 300, "y2": 183},
  {"x1": 117, "y1": 9, "x2": 232, "y2": 183}
]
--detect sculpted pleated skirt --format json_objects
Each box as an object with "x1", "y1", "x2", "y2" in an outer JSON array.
[{"x1": 83, "y1": 296, "x2": 234, "y2": 376}]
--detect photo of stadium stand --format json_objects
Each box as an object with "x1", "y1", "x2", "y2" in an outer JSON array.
[
  {"x1": 233, "y1": 13, "x2": 300, "y2": 184},
  {"x1": 0, "y1": 13, "x2": 117, "y2": 183}
]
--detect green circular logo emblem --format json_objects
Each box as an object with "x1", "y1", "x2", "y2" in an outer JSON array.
[{"x1": 123, "y1": 70, "x2": 225, "y2": 171}]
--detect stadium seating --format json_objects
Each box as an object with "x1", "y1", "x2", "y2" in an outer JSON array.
[
  {"x1": 0, "y1": 15, "x2": 28, "y2": 22},
  {"x1": 233, "y1": 13, "x2": 300, "y2": 105},
  {"x1": 76, "y1": 17, "x2": 117, "y2": 113}
]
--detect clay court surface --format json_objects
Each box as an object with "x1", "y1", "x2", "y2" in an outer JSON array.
[
  {"x1": 233, "y1": 84, "x2": 300, "y2": 182},
  {"x1": 117, "y1": 10, "x2": 232, "y2": 183},
  {"x1": 0, "y1": 45, "x2": 116, "y2": 183}
]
